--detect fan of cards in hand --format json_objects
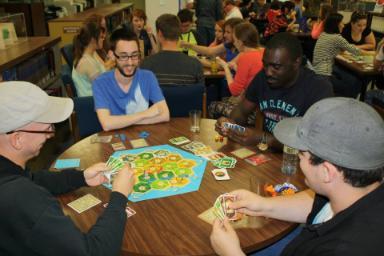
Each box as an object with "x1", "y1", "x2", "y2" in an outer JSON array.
[
  {"x1": 104, "y1": 156, "x2": 127, "y2": 185},
  {"x1": 213, "y1": 193, "x2": 243, "y2": 221},
  {"x1": 223, "y1": 122, "x2": 245, "y2": 134}
]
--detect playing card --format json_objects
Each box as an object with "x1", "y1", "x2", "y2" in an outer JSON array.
[
  {"x1": 169, "y1": 136, "x2": 191, "y2": 145},
  {"x1": 200, "y1": 152, "x2": 227, "y2": 161},
  {"x1": 130, "y1": 138, "x2": 148, "y2": 148},
  {"x1": 193, "y1": 146, "x2": 214, "y2": 156},
  {"x1": 212, "y1": 168, "x2": 230, "y2": 181},
  {"x1": 90, "y1": 135, "x2": 112, "y2": 143},
  {"x1": 230, "y1": 148, "x2": 256, "y2": 159},
  {"x1": 213, "y1": 196, "x2": 225, "y2": 220},
  {"x1": 111, "y1": 142, "x2": 126, "y2": 151},
  {"x1": 67, "y1": 194, "x2": 101, "y2": 213},
  {"x1": 212, "y1": 157, "x2": 237, "y2": 169},
  {"x1": 181, "y1": 141, "x2": 206, "y2": 152},
  {"x1": 221, "y1": 194, "x2": 242, "y2": 221},
  {"x1": 245, "y1": 154, "x2": 271, "y2": 166},
  {"x1": 233, "y1": 124, "x2": 246, "y2": 134}
]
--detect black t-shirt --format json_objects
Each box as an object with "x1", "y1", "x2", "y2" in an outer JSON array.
[
  {"x1": 245, "y1": 67, "x2": 333, "y2": 132},
  {"x1": 341, "y1": 23, "x2": 372, "y2": 45},
  {"x1": 282, "y1": 184, "x2": 384, "y2": 256},
  {"x1": 139, "y1": 29, "x2": 153, "y2": 57}
]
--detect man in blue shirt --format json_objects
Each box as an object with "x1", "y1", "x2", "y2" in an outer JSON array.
[{"x1": 93, "y1": 28, "x2": 170, "y2": 131}]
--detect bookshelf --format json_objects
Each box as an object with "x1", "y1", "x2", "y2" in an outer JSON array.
[
  {"x1": 0, "y1": 36, "x2": 61, "y2": 91},
  {"x1": 48, "y1": 3, "x2": 133, "y2": 49}
]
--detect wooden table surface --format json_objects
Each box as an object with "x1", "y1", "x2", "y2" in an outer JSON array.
[{"x1": 55, "y1": 118, "x2": 306, "y2": 256}]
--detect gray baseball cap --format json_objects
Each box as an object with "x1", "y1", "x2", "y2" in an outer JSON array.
[
  {"x1": 0, "y1": 81, "x2": 74, "y2": 134},
  {"x1": 273, "y1": 97, "x2": 384, "y2": 170}
]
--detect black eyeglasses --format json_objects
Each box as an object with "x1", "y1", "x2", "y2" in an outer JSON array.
[
  {"x1": 6, "y1": 124, "x2": 55, "y2": 135},
  {"x1": 113, "y1": 51, "x2": 141, "y2": 61}
]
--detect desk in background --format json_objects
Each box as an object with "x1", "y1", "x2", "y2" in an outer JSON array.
[
  {"x1": 335, "y1": 53, "x2": 380, "y2": 101},
  {"x1": 54, "y1": 118, "x2": 306, "y2": 256}
]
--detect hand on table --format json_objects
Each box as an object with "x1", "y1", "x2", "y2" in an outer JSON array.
[
  {"x1": 84, "y1": 162, "x2": 109, "y2": 186},
  {"x1": 210, "y1": 218, "x2": 245, "y2": 256},
  {"x1": 112, "y1": 164, "x2": 135, "y2": 197},
  {"x1": 228, "y1": 189, "x2": 268, "y2": 217}
]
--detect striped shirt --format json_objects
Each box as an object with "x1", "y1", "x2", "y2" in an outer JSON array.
[{"x1": 313, "y1": 33, "x2": 360, "y2": 76}]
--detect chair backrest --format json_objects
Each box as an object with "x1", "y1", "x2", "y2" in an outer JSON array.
[
  {"x1": 72, "y1": 96, "x2": 102, "y2": 141},
  {"x1": 160, "y1": 84, "x2": 206, "y2": 117},
  {"x1": 61, "y1": 44, "x2": 74, "y2": 68}
]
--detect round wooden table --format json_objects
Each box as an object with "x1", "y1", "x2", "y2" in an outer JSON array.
[{"x1": 55, "y1": 118, "x2": 306, "y2": 256}]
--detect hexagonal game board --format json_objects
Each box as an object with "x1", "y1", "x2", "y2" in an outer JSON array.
[{"x1": 105, "y1": 145, "x2": 207, "y2": 202}]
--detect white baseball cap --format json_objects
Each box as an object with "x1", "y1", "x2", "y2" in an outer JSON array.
[{"x1": 0, "y1": 81, "x2": 74, "y2": 134}]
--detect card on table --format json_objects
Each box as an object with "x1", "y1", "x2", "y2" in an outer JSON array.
[
  {"x1": 111, "y1": 142, "x2": 126, "y2": 151},
  {"x1": 54, "y1": 158, "x2": 80, "y2": 169},
  {"x1": 213, "y1": 157, "x2": 237, "y2": 169},
  {"x1": 212, "y1": 168, "x2": 230, "y2": 181},
  {"x1": 181, "y1": 141, "x2": 206, "y2": 152},
  {"x1": 231, "y1": 148, "x2": 256, "y2": 159},
  {"x1": 193, "y1": 146, "x2": 214, "y2": 156},
  {"x1": 67, "y1": 194, "x2": 101, "y2": 214},
  {"x1": 130, "y1": 138, "x2": 148, "y2": 148},
  {"x1": 90, "y1": 135, "x2": 112, "y2": 144},
  {"x1": 245, "y1": 154, "x2": 271, "y2": 166},
  {"x1": 169, "y1": 136, "x2": 191, "y2": 145},
  {"x1": 200, "y1": 152, "x2": 227, "y2": 161}
]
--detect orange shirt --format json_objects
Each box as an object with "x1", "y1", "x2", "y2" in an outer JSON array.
[{"x1": 229, "y1": 49, "x2": 264, "y2": 96}]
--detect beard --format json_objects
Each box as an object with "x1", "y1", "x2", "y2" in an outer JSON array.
[{"x1": 117, "y1": 64, "x2": 137, "y2": 78}]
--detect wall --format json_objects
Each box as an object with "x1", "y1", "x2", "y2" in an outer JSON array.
[
  {"x1": 145, "y1": 0, "x2": 179, "y2": 34},
  {"x1": 121, "y1": 0, "x2": 145, "y2": 11}
]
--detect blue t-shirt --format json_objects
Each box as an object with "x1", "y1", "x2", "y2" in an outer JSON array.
[
  {"x1": 224, "y1": 43, "x2": 238, "y2": 62},
  {"x1": 92, "y1": 69, "x2": 165, "y2": 115}
]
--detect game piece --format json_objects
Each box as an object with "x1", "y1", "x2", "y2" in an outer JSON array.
[
  {"x1": 67, "y1": 194, "x2": 101, "y2": 213},
  {"x1": 103, "y1": 145, "x2": 207, "y2": 202},
  {"x1": 215, "y1": 135, "x2": 220, "y2": 142},
  {"x1": 230, "y1": 148, "x2": 256, "y2": 159},
  {"x1": 211, "y1": 168, "x2": 230, "y2": 181},
  {"x1": 111, "y1": 142, "x2": 126, "y2": 151},
  {"x1": 54, "y1": 158, "x2": 81, "y2": 169},
  {"x1": 90, "y1": 135, "x2": 112, "y2": 143},
  {"x1": 139, "y1": 131, "x2": 149, "y2": 139},
  {"x1": 264, "y1": 183, "x2": 299, "y2": 197},
  {"x1": 219, "y1": 136, "x2": 224, "y2": 142},
  {"x1": 245, "y1": 154, "x2": 271, "y2": 166},
  {"x1": 130, "y1": 138, "x2": 149, "y2": 148},
  {"x1": 169, "y1": 136, "x2": 191, "y2": 145}
]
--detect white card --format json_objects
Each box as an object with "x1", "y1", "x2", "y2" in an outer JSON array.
[{"x1": 211, "y1": 168, "x2": 230, "y2": 181}]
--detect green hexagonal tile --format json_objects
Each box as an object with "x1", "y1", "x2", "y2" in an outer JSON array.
[
  {"x1": 133, "y1": 182, "x2": 151, "y2": 193},
  {"x1": 138, "y1": 152, "x2": 154, "y2": 160},
  {"x1": 138, "y1": 173, "x2": 156, "y2": 183},
  {"x1": 162, "y1": 162, "x2": 178, "y2": 170},
  {"x1": 174, "y1": 168, "x2": 193, "y2": 177},
  {"x1": 158, "y1": 171, "x2": 175, "y2": 180},
  {"x1": 151, "y1": 180, "x2": 170, "y2": 190}
]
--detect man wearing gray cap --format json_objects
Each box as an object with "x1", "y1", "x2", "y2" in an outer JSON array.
[
  {"x1": 210, "y1": 97, "x2": 384, "y2": 256},
  {"x1": 0, "y1": 81, "x2": 135, "y2": 256}
]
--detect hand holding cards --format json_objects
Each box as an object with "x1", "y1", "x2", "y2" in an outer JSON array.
[
  {"x1": 223, "y1": 122, "x2": 245, "y2": 134},
  {"x1": 213, "y1": 193, "x2": 243, "y2": 221}
]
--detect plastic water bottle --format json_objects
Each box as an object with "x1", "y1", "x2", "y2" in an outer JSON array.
[{"x1": 281, "y1": 145, "x2": 299, "y2": 175}]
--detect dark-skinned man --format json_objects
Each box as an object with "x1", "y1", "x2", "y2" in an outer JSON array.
[{"x1": 216, "y1": 32, "x2": 333, "y2": 149}]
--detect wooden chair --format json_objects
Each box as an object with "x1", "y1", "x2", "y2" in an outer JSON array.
[
  {"x1": 160, "y1": 84, "x2": 207, "y2": 118},
  {"x1": 70, "y1": 96, "x2": 102, "y2": 142}
]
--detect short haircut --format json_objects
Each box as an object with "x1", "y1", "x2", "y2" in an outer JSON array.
[
  {"x1": 224, "y1": 17, "x2": 244, "y2": 30},
  {"x1": 224, "y1": 0, "x2": 236, "y2": 6},
  {"x1": 350, "y1": 11, "x2": 367, "y2": 23},
  {"x1": 270, "y1": 0, "x2": 281, "y2": 10},
  {"x1": 156, "y1": 14, "x2": 181, "y2": 41},
  {"x1": 265, "y1": 32, "x2": 303, "y2": 61},
  {"x1": 132, "y1": 9, "x2": 147, "y2": 22},
  {"x1": 177, "y1": 8, "x2": 193, "y2": 23},
  {"x1": 309, "y1": 152, "x2": 384, "y2": 188},
  {"x1": 324, "y1": 13, "x2": 343, "y2": 34},
  {"x1": 234, "y1": 22, "x2": 260, "y2": 48},
  {"x1": 109, "y1": 27, "x2": 139, "y2": 52}
]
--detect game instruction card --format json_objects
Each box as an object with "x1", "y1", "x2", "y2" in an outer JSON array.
[{"x1": 67, "y1": 194, "x2": 101, "y2": 214}]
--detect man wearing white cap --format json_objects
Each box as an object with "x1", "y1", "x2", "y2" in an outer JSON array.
[
  {"x1": 210, "y1": 97, "x2": 384, "y2": 256},
  {"x1": 0, "y1": 81, "x2": 135, "y2": 255}
]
